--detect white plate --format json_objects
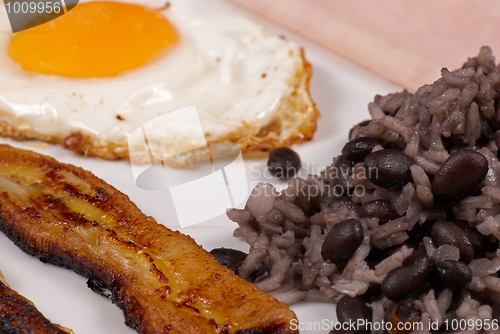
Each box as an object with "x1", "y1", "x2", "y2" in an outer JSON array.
[{"x1": 0, "y1": 2, "x2": 402, "y2": 333}]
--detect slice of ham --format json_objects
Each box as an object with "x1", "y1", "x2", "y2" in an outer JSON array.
[{"x1": 228, "y1": 0, "x2": 500, "y2": 91}]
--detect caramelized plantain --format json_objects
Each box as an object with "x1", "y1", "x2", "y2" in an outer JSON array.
[
  {"x1": 0, "y1": 271, "x2": 74, "y2": 333},
  {"x1": 0, "y1": 145, "x2": 297, "y2": 334}
]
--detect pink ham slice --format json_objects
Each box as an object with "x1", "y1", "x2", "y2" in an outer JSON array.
[{"x1": 228, "y1": 0, "x2": 500, "y2": 91}]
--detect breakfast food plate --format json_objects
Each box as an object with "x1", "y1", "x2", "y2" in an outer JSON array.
[{"x1": 0, "y1": 1, "x2": 400, "y2": 333}]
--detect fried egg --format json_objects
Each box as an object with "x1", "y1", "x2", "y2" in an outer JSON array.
[{"x1": 0, "y1": 0, "x2": 317, "y2": 166}]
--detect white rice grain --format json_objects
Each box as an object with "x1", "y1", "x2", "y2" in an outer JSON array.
[
  {"x1": 374, "y1": 245, "x2": 413, "y2": 276},
  {"x1": 255, "y1": 249, "x2": 292, "y2": 292},
  {"x1": 460, "y1": 195, "x2": 493, "y2": 210},
  {"x1": 437, "y1": 289, "x2": 453, "y2": 315},
  {"x1": 469, "y1": 258, "x2": 500, "y2": 277},
  {"x1": 415, "y1": 156, "x2": 441, "y2": 175},
  {"x1": 484, "y1": 216, "x2": 500, "y2": 240},
  {"x1": 351, "y1": 268, "x2": 385, "y2": 284},
  {"x1": 333, "y1": 281, "x2": 369, "y2": 297},
  {"x1": 246, "y1": 183, "x2": 278, "y2": 218},
  {"x1": 273, "y1": 197, "x2": 308, "y2": 223},
  {"x1": 369, "y1": 301, "x2": 385, "y2": 334},
  {"x1": 381, "y1": 115, "x2": 413, "y2": 143},
  {"x1": 423, "y1": 237, "x2": 436, "y2": 257},
  {"x1": 456, "y1": 299, "x2": 480, "y2": 319},
  {"x1": 468, "y1": 276, "x2": 486, "y2": 292},
  {"x1": 482, "y1": 185, "x2": 500, "y2": 202},
  {"x1": 482, "y1": 276, "x2": 500, "y2": 293},
  {"x1": 423, "y1": 290, "x2": 443, "y2": 328},
  {"x1": 433, "y1": 245, "x2": 460, "y2": 261}
]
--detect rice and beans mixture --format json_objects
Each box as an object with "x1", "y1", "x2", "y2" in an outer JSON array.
[{"x1": 222, "y1": 47, "x2": 500, "y2": 333}]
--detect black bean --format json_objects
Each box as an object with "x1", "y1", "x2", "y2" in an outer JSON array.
[
  {"x1": 366, "y1": 245, "x2": 402, "y2": 263},
  {"x1": 210, "y1": 248, "x2": 247, "y2": 272},
  {"x1": 433, "y1": 260, "x2": 472, "y2": 290},
  {"x1": 441, "y1": 135, "x2": 455, "y2": 151},
  {"x1": 248, "y1": 261, "x2": 268, "y2": 283},
  {"x1": 384, "y1": 298, "x2": 421, "y2": 332},
  {"x1": 470, "y1": 290, "x2": 493, "y2": 306},
  {"x1": 448, "y1": 289, "x2": 472, "y2": 312},
  {"x1": 431, "y1": 149, "x2": 488, "y2": 200},
  {"x1": 336, "y1": 295, "x2": 372, "y2": 334},
  {"x1": 454, "y1": 220, "x2": 492, "y2": 257},
  {"x1": 407, "y1": 221, "x2": 433, "y2": 247},
  {"x1": 364, "y1": 149, "x2": 415, "y2": 190},
  {"x1": 294, "y1": 188, "x2": 314, "y2": 216},
  {"x1": 332, "y1": 156, "x2": 355, "y2": 194},
  {"x1": 381, "y1": 253, "x2": 432, "y2": 300},
  {"x1": 295, "y1": 178, "x2": 328, "y2": 216},
  {"x1": 395, "y1": 298, "x2": 419, "y2": 322},
  {"x1": 366, "y1": 260, "x2": 378, "y2": 270},
  {"x1": 365, "y1": 282, "x2": 382, "y2": 298},
  {"x1": 248, "y1": 219, "x2": 259, "y2": 231},
  {"x1": 492, "y1": 303, "x2": 500, "y2": 322},
  {"x1": 267, "y1": 147, "x2": 301, "y2": 179},
  {"x1": 479, "y1": 116, "x2": 494, "y2": 147},
  {"x1": 431, "y1": 220, "x2": 474, "y2": 263},
  {"x1": 321, "y1": 219, "x2": 364, "y2": 264},
  {"x1": 359, "y1": 199, "x2": 400, "y2": 223},
  {"x1": 328, "y1": 196, "x2": 360, "y2": 214},
  {"x1": 348, "y1": 119, "x2": 371, "y2": 140},
  {"x1": 341, "y1": 137, "x2": 390, "y2": 163}
]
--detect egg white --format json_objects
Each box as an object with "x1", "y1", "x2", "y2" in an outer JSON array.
[{"x1": 0, "y1": 0, "x2": 304, "y2": 161}]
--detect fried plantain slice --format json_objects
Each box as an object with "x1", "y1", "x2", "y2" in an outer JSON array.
[
  {"x1": 0, "y1": 271, "x2": 74, "y2": 334},
  {"x1": 0, "y1": 144, "x2": 297, "y2": 334}
]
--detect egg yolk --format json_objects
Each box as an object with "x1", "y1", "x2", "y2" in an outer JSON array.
[{"x1": 9, "y1": 1, "x2": 177, "y2": 78}]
